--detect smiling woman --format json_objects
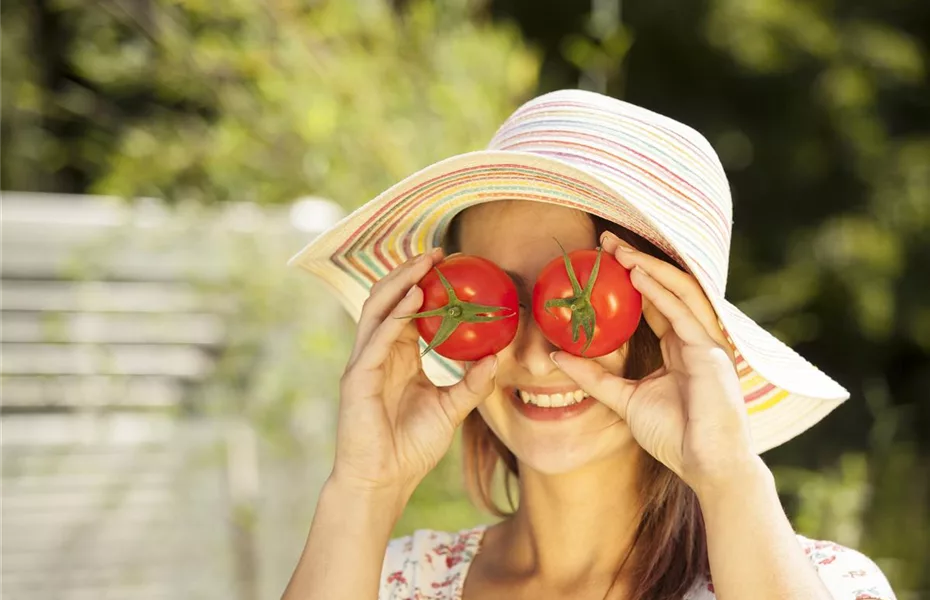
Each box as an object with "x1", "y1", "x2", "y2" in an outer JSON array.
[
  {"x1": 445, "y1": 204, "x2": 707, "y2": 600},
  {"x1": 283, "y1": 90, "x2": 896, "y2": 600}
]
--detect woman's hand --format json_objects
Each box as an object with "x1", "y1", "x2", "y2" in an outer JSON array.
[
  {"x1": 549, "y1": 231, "x2": 758, "y2": 494},
  {"x1": 331, "y1": 248, "x2": 499, "y2": 500}
]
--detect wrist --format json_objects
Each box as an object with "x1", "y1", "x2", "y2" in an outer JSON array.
[
  {"x1": 323, "y1": 472, "x2": 413, "y2": 523},
  {"x1": 693, "y1": 454, "x2": 774, "y2": 506}
]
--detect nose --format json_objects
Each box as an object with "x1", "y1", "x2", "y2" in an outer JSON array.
[{"x1": 511, "y1": 314, "x2": 561, "y2": 377}]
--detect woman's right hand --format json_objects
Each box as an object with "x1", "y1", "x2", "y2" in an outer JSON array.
[{"x1": 330, "y1": 247, "x2": 499, "y2": 501}]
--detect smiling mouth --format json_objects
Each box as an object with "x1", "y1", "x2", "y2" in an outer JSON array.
[{"x1": 512, "y1": 387, "x2": 589, "y2": 408}]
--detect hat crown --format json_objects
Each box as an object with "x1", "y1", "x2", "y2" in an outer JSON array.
[{"x1": 487, "y1": 90, "x2": 733, "y2": 295}]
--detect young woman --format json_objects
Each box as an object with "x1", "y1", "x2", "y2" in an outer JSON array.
[{"x1": 283, "y1": 90, "x2": 896, "y2": 600}]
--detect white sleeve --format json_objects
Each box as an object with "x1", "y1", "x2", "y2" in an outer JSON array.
[{"x1": 799, "y1": 537, "x2": 897, "y2": 600}]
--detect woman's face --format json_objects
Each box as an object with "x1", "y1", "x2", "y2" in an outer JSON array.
[{"x1": 456, "y1": 200, "x2": 638, "y2": 475}]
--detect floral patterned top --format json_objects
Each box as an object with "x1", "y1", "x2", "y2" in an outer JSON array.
[{"x1": 379, "y1": 525, "x2": 896, "y2": 600}]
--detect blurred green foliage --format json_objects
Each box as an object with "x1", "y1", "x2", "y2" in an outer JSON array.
[
  {"x1": 2, "y1": 0, "x2": 537, "y2": 204},
  {"x1": 3, "y1": 0, "x2": 929, "y2": 597}
]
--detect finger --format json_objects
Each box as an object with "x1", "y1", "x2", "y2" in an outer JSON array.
[
  {"x1": 600, "y1": 231, "x2": 720, "y2": 338},
  {"x1": 349, "y1": 247, "x2": 443, "y2": 366},
  {"x1": 352, "y1": 284, "x2": 424, "y2": 371},
  {"x1": 629, "y1": 266, "x2": 715, "y2": 346},
  {"x1": 596, "y1": 235, "x2": 671, "y2": 338},
  {"x1": 630, "y1": 264, "x2": 736, "y2": 364},
  {"x1": 549, "y1": 351, "x2": 637, "y2": 420},
  {"x1": 640, "y1": 296, "x2": 672, "y2": 339},
  {"x1": 438, "y1": 355, "x2": 498, "y2": 426}
]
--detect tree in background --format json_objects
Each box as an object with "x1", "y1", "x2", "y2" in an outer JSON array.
[{"x1": 2, "y1": 0, "x2": 537, "y2": 205}]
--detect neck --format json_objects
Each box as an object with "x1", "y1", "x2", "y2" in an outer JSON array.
[{"x1": 495, "y1": 447, "x2": 645, "y2": 588}]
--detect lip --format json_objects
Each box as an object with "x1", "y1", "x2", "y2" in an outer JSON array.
[{"x1": 505, "y1": 386, "x2": 597, "y2": 422}]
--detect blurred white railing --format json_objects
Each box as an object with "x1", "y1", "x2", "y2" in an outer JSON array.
[{"x1": 1, "y1": 192, "x2": 346, "y2": 600}]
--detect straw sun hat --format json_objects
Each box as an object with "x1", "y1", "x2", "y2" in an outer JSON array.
[{"x1": 289, "y1": 89, "x2": 849, "y2": 453}]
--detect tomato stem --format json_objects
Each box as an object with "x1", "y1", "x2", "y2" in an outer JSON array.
[
  {"x1": 401, "y1": 267, "x2": 516, "y2": 356},
  {"x1": 544, "y1": 240, "x2": 603, "y2": 356}
]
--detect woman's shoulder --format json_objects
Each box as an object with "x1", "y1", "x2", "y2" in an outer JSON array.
[
  {"x1": 689, "y1": 535, "x2": 896, "y2": 600},
  {"x1": 379, "y1": 525, "x2": 487, "y2": 600}
]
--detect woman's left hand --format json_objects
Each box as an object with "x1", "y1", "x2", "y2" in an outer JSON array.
[{"x1": 550, "y1": 230, "x2": 759, "y2": 495}]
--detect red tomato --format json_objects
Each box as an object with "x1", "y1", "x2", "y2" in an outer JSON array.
[
  {"x1": 532, "y1": 247, "x2": 642, "y2": 357},
  {"x1": 411, "y1": 255, "x2": 519, "y2": 361}
]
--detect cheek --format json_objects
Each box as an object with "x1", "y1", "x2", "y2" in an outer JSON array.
[{"x1": 476, "y1": 393, "x2": 511, "y2": 448}]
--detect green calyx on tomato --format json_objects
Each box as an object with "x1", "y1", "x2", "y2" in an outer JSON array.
[
  {"x1": 542, "y1": 240, "x2": 604, "y2": 356},
  {"x1": 410, "y1": 269, "x2": 515, "y2": 355},
  {"x1": 403, "y1": 255, "x2": 519, "y2": 360},
  {"x1": 532, "y1": 240, "x2": 642, "y2": 358}
]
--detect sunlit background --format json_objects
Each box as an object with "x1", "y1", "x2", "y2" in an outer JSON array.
[{"x1": 1, "y1": 0, "x2": 928, "y2": 598}]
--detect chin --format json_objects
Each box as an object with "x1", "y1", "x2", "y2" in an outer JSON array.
[
  {"x1": 514, "y1": 442, "x2": 611, "y2": 474},
  {"x1": 519, "y1": 429, "x2": 637, "y2": 475}
]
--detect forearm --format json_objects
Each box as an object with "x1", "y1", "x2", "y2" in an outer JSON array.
[
  {"x1": 282, "y1": 476, "x2": 409, "y2": 600},
  {"x1": 697, "y1": 457, "x2": 833, "y2": 600}
]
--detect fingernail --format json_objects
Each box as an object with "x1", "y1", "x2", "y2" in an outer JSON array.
[
  {"x1": 405, "y1": 285, "x2": 418, "y2": 298},
  {"x1": 618, "y1": 245, "x2": 635, "y2": 252},
  {"x1": 488, "y1": 356, "x2": 498, "y2": 377},
  {"x1": 549, "y1": 351, "x2": 560, "y2": 366},
  {"x1": 601, "y1": 231, "x2": 618, "y2": 243}
]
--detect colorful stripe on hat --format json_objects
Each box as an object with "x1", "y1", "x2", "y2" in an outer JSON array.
[{"x1": 291, "y1": 89, "x2": 849, "y2": 452}]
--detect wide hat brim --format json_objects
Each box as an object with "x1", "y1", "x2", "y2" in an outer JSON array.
[{"x1": 289, "y1": 150, "x2": 849, "y2": 453}]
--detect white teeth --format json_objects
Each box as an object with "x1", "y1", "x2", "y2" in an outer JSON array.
[{"x1": 516, "y1": 389, "x2": 586, "y2": 408}]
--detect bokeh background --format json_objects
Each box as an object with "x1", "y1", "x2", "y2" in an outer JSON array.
[{"x1": 2, "y1": 0, "x2": 928, "y2": 598}]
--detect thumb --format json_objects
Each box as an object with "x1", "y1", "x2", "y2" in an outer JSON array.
[
  {"x1": 549, "y1": 351, "x2": 635, "y2": 420},
  {"x1": 441, "y1": 355, "x2": 498, "y2": 426}
]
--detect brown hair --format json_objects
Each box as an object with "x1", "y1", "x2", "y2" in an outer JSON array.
[{"x1": 443, "y1": 210, "x2": 709, "y2": 600}]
